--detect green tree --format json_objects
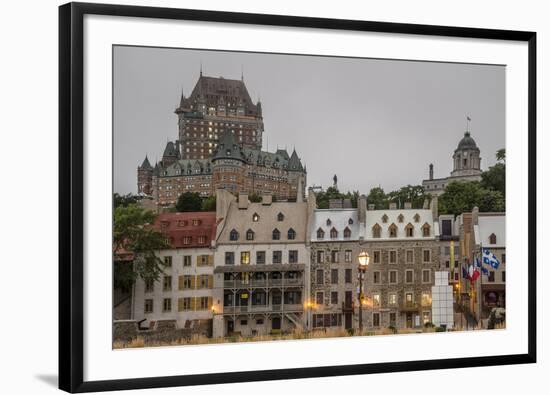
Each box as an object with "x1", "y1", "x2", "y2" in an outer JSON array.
[
  {"x1": 113, "y1": 205, "x2": 169, "y2": 291},
  {"x1": 248, "y1": 192, "x2": 262, "y2": 203},
  {"x1": 316, "y1": 186, "x2": 354, "y2": 209},
  {"x1": 387, "y1": 185, "x2": 428, "y2": 209},
  {"x1": 201, "y1": 195, "x2": 216, "y2": 212},
  {"x1": 496, "y1": 148, "x2": 506, "y2": 163},
  {"x1": 114, "y1": 193, "x2": 140, "y2": 208},
  {"x1": 175, "y1": 192, "x2": 203, "y2": 212},
  {"x1": 439, "y1": 181, "x2": 505, "y2": 217},
  {"x1": 481, "y1": 149, "x2": 506, "y2": 197},
  {"x1": 366, "y1": 187, "x2": 388, "y2": 209}
]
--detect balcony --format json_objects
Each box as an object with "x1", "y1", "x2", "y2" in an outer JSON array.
[
  {"x1": 222, "y1": 303, "x2": 303, "y2": 314},
  {"x1": 222, "y1": 277, "x2": 304, "y2": 289}
]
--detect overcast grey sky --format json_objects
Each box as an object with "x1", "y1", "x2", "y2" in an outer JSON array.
[{"x1": 114, "y1": 46, "x2": 504, "y2": 195}]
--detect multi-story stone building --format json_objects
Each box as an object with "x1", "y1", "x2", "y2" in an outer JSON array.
[
  {"x1": 212, "y1": 190, "x2": 310, "y2": 337},
  {"x1": 422, "y1": 130, "x2": 483, "y2": 196},
  {"x1": 132, "y1": 212, "x2": 217, "y2": 334},
  {"x1": 307, "y1": 194, "x2": 367, "y2": 331},
  {"x1": 438, "y1": 210, "x2": 461, "y2": 287},
  {"x1": 361, "y1": 201, "x2": 441, "y2": 330}
]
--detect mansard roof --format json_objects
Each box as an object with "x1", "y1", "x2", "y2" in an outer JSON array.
[
  {"x1": 163, "y1": 141, "x2": 179, "y2": 158},
  {"x1": 211, "y1": 130, "x2": 247, "y2": 162},
  {"x1": 154, "y1": 211, "x2": 217, "y2": 249},
  {"x1": 139, "y1": 155, "x2": 152, "y2": 170},
  {"x1": 162, "y1": 159, "x2": 212, "y2": 176},
  {"x1": 288, "y1": 149, "x2": 304, "y2": 172},
  {"x1": 311, "y1": 208, "x2": 361, "y2": 241},
  {"x1": 365, "y1": 209, "x2": 439, "y2": 240}
]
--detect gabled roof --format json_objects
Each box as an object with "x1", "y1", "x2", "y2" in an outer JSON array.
[
  {"x1": 139, "y1": 155, "x2": 152, "y2": 170},
  {"x1": 153, "y1": 212, "x2": 217, "y2": 249},
  {"x1": 475, "y1": 213, "x2": 505, "y2": 248},
  {"x1": 288, "y1": 149, "x2": 304, "y2": 172},
  {"x1": 311, "y1": 208, "x2": 361, "y2": 241}
]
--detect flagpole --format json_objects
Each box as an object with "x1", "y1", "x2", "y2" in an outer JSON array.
[{"x1": 478, "y1": 245, "x2": 483, "y2": 329}]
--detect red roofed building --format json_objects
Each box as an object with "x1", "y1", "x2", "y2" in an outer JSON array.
[{"x1": 133, "y1": 211, "x2": 218, "y2": 335}]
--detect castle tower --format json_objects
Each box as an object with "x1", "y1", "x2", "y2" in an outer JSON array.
[
  {"x1": 137, "y1": 155, "x2": 153, "y2": 195},
  {"x1": 451, "y1": 131, "x2": 482, "y2": 178},
  {"x1": 211, "y1": 130, "x2": 247, "y2": 194}
]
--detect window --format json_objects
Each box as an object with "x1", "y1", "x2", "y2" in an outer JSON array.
[
  {"x1": 389, "y1": 223, "x2": 397, "y2": 238},
  {"x1": 489, "y1": 233, "x2": 497, "y2": 244},
  {"x1": 345, "y1": 269, "x2": 352, "y2": 283},
  {"x1": 246, "y1": 229, "x2": 254, "y2": 240},
  {"x1": 348, "y1": 218, "x2": 354, "y2": 225},
  {"x1": 382, "y1": 214, "x2": 388, "y2": 223},
  {"x1": 422, "y1": 311, "x2": 431, "y2": 324},
  {"x1": 180, "y1": 275, "x2": 193, "y2": 290},
  {"x1": 145, "y1": 278, "x2": 154, "y2": 292},
  {"x1": 422, "y1": 269, "x2": 431, "y2": 283},
  {"x1": 229, "y1": 229, "x2": 239, "y2": 241},
  {"x1": 344, "y1": 250, "x2": 352, "y2": 263},
  {"x1": 163, "y1": 276, "x2": 172, "y2": 291},
  {"x1": 422, "y1": 223, "x2": 431, "y2": 237},
  {"x1": 287, "y1": 228, "x2": 296, "y2": 240},
  {"x1": 256, "y1": 251, "x2": 265, "y2": 264},
  {"x1": 163, "y1": 298, "x2": 172, "y2": 312},
  {"x1": 331, "y1": 291, "x2": 338, "y2": 305},
  {"x1": 389, "y1": 250, "x2": 397, "y2": 264},
  {"x1": 405, "y1": 292, "x2": 414, "y2": 306},
  {"x1": 330, "y1": 227, "x2": 338, "y2": 239},
  {"x1": 316, "y1": 250, "x2": 325, "y2": 263},
  {"x1": 144, "y1": 299, "x2": 153, "y2": 313},
  {"x1": 406, "y1": 249, "x2": 414, "y2": 264},
  {"x1": 373, "y1": 271, "x2": 381, "y2": 284},
  {"x1": 289, "y1": 250, "x2": 298, "y2": 263},
  {"x1": 389, "y1": 270, "x2": 397, "y2": 284},
  {"x1": 372, "y1": 294, "x2": 381, "y2": 307},
  {"x1": 444, "y1": 246, "x2": 450, "y2": 255},
  {"x1": 502, "y1": 253, "x2": 506, "y2": 264},
  {"x1": 256, "y1": 319, "x2": 264, "y2": 325},
  {"x1": 373, "y1": 312, "x2": 380, "y2": 327},
  {"x1": 421, "y1": 292, "x2": 431, "y2": 306},
  {"x1": 197, "y1": 255, "x2": 210, "y2": 266},
  {"x1": 272, "y1": 228, "x2": 280, "y2": 240},
  {"x1": 272, "y1": 250, "x2": 282, "y2": 264},
  {"x1": 389, "y1": 293, "x2": 397, "y2": 306},
  {"x1": 331, "y1": 269, "x2": 339, "y2": 284},
  {"x1": 178, "y1": 297, "x2": 191, "y2": 311},
  {"x1": 389, "y1": 312, "x2": 397, "y2": 326},
  {"x1": 331, "y1": 250, "x2": 339, "y2": 263},
  {"x1": 225, "y1": 252, "x2": 235, "y2": 265},
  {"x1": 277, "y1": 212, "x2": 284, "y2": 221},
  {"x1": 241, "y1": 251, "x2": 250, "y2": 265},
  {"x1": 192, "y1": 219, "x2": 201, "y2": 226},
  {"x1": 197, "y1": 235, "x2": 207, "y2": 244},
  {"x1": 405, "y1": 270, "x2": 414, "y2": 283},
  {"x1": 502, "y1": 271, "x2": 506, "y2": 282},
  {"x1": 316, "y1": 292, "x2": 324, "y2": 305},
  {"x1": 343, "y1": 227, "x2": 351, "y2": 239},
  {"x1": 398, "y1": 214, "x2": 404, "y2": 223},
  {"x1": 326, "y1": 219, "x2": 332, "y2": 226},
  {"x1": 488, "y1": 271, "x2": 495, "y2": 282},
  {"x1": 423, "y1": 249, "x2": 431, "y2": 263},
  {"x1": 316, "y1": 269, "x2": 324, "y2": 285},
  {"x1": 405, "y1": 223, "x2": 414, "y2": 237},
  {"x1": 199, "y1": 296, "x2": 210, "y2": 310},
  {"x1": 252, "y1": 212, "x2": 259, "y2": 222},
  {"x1": 182, "y1": 236, "x2": 192, "y2": 245},
  {"x1": 198, "y1": 274, "x2": 210, "y2": 289},
  {"x1": 372, "y1": 224, "x2": 381, "y2": 238},
  {"x1": 164, "y1": 256, "x2": 172, "y2": 267},
  {"x1": 316, "y1": 228, "x2": 325, "y2": 239},
  {"x1": 414, "y1": 213, "x2": 420, "y2": 223},
  {"x1": 373, "y1": 250, "x2": 381, "y2": 264},
  {"x1": 183, "y1": 255, "x2": 191, "y2": 267}
]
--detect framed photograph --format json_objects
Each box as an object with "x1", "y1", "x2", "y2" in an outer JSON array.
[{"x1": 59, "y1": 2, "x2": 536, "y2": 393}]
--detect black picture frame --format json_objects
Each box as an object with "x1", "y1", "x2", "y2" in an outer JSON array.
[{"x1": 59, "y1": 2, "x2": 537, "y2": 393}]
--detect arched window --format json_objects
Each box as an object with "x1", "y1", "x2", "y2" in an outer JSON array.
[
  {"x1": 389, "y1": 223, "x2": 398, "y2": 238},
  {"x1": 422, "y1": 223, "x2": 431, "y2": 237},
  {"x1": 489, "y1": 233, "x2": 497, "y2": 244},
  {"x1": 372, "y1": 223, "x2": 381, "y2": 238},
  {"x1": 405, "y1": 223, "x2": 414, "y2": 237},
  {"x1": 246, "y1": 229, "x2": 254, "y2": 241},
  {"x1": 398, "y1": 214, "x2": 404, "y2": 223},
  {"x1": 272, "y1": 228, "x2": 281, "y2": 240},
  {"x1": 326, "y1": 219, "x2": 332, "y2": 226},
  {"x1": 229, "y1": 229, "x2": 239, "y2": 241},
  {"x1": 277, "y1": 212, "x2": 284, "y2": 221},
  {"x1": 382, "y1": 214, "x2": 389, "y2": 223},
  {"x1": 317, "y1": 228, "x2": 325, "y2": 240},
  {"x1": 343, "y1": 227, "x2": 351, "y2": 239},
  {"x1": 330, "y1": 227, "x2": 338, "y2": 239},
  {"x1": 252, "y1": 213, "x2": 260, "y2": 222},
  {"x1": 287, "y1": 228, "x2": 296, "y2": 240},
  {"x1": 414, "y1": 213, "x2": 420, "y2": 223}
]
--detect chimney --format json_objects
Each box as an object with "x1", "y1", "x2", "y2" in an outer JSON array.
[
  {"x1": 329, "y1": 199, "x2": 343, "y2": 209},
  {"x1": 342, "y1": 199, "x2": 352, "y2": 209},
  {"x1": 261, "y1": 194, "x2": 272, "y2": 205},
  {"x1": 358, "y1": 195, "x2": 367, "y2": 224},
  {"x1": 404, "y1": 202, "x2": 412, "y2": 209},
  {"x1": 429, "y1": 163, "x2": 434, "y2": 180},
  {"x1": 296, "y1": 176, "x2": 304, "y2": 203},
  {"x1": 238, "y1": 193, "x2": 249, "y2": 209},
  {"x1": 368, "y1": 204, "x2": 375, "y2": 210},
  {"x1": 422, "y1": 198, "x2": 430, "y2": 209},
  {"x1": 472, "y1": 206, "x2": 479, "y2": 225},
  {"x1": 430, "y1": 195, "x2": 438, "y2": 219},
  {"x1": 389, "y1": 202, "x2": 397, "y2": 210}
]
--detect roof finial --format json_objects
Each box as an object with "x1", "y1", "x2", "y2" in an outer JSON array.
[
  {"x1": 200, "y1": 61, "x2": 203, "y2": 77},
  {"x1": 241, "y1": 65, "x2": 244, "y2": 81},
  {"x1": 466, "y1": 115, "x2": 471, "y2": 134}
]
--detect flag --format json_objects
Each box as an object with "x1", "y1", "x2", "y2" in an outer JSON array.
[
  {"x1": 481, "y1": 267, "x2": 490, "y2": 276},
  {"x1": 482, "y1": 248, "x2": 501, "y2": 269},
  {"x1": 467, "y1": 116, "x2": 471, "y2": 121},
  {"x1": 468, "y1": 264, "x2": 480, "y2": 282}
]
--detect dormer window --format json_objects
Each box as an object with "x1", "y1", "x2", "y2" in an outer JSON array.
[
  {"x1": 317, "y1": 228, "x2": 325, "y2": 239},
  {"x1": 489, "y1": 233, "x2": 497, "y2": 244},
  {"x1": 229, "y1": 229, "x2": 239, "y2": 241},
  {"x1": 348, "y1": 218, "x2": 354, "y2": 225},
  {"x1": 414, "y1": 213, "x2": 420, "y2": 223},
  {"x1": 398, "y1": 214, "x2": 404, "y2": 223},
  {"x1": 405, "y1": 223, "x2": 414, "y2": 237},
  {"x1": 287, "y1": 228, "x2": 296, "y2": 240},
  {"x1": 272, "y1": 228, "x2": 281, "y2": 240},
  {"x1": 326, "y1": 219, "x2": 332, "y2": 226},
  {"x1": 372, "y1": 223, "x2": 381, "y2": 238},
  {"x1": 389, "y1": 223, "x2": 398, "y2": 238},
  {"x1": 422, "y1": 223, "x2": 431, "y2": 237},
  {"x1": 277, "y1": 212, "x2": 284, "y2": 221},
  {"x1": 330, "y1": 227, "x2": 338, "y2": 239},
  {"x1": 177, "y1": 220, "x2": 188, "y2": 227},
  {"x1": 192, "y1": 219, "x2": 201, "y2": 226},
  {"x1": 246, "y1": 229, "x2": 254, "y2": 241},
  {"x1": 343, "y1": 227, "x2": 351, "y2": 239},
  {"x1": 252, "y1": 213, "x2": 260, "y2": 222},
  {"x1": 160, "y1": 221, "x2": 170, "y2": 229},
  {"x1": 382, "y1": 214, "x2": 388, "y2": 223}
]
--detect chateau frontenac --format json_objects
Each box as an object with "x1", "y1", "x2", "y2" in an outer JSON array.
[{"x1": 137, "y1": 73, "x2": 306, "y2": 207}]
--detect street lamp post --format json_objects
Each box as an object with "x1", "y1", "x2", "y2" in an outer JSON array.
[{"x1": 357, "y1": 251, "x2": 370, "y2": 334}]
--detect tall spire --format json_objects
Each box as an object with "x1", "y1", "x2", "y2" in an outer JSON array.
[{"x1": 200, "y1": 61, "x2": 203, "y2": 77}]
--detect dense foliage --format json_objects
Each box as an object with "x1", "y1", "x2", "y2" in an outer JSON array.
[
  {"x1": 365, "y1": 185, "x2": 429, "y2": 210},
  {"x1": 315, "y1": 187, "x2": 360, "y2": 209}
]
